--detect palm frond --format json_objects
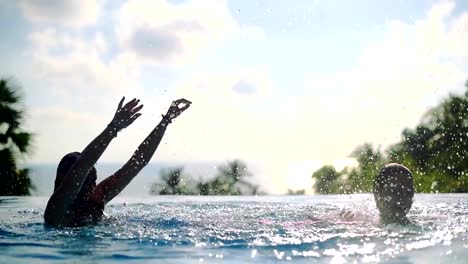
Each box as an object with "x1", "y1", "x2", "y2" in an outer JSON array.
[
  {"x1": 0, "y1": 104, "x2": 22, "y2": 128},
  {"x1": 0, "y1": 79, "x2": 20, "y2": 105},
  {"x1": 10, "y1": 131, "x2": 32, "y2": 153}
]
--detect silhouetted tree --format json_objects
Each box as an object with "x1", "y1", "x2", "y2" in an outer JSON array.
[
  {"x1": 287, "y1": 189, "x2": 305, "y2": 195},
  {"x1": 150, "y1": 167, "x2": 196, "y2": 195},
  {"x1": 347, "y1": 143, "x2": 385, "y2": 193},
  {"x1": 195, "y1": 160, "x2": 254, "y2": 195},
  {"x1": 0, "y1": 79, "x2": 34, "y2": 196},
  {"x1": 313, "y1": 81, "x2": 468, "y2": 194},
  {"x1": 214, "y1": 159, "x2": 258, "y2": 195},
  {"x1": 196, "y1": 181, "x2": 211, "y2": 195},
  {"x1": 312, "y1": 165, "x2": 342, "y2": 194},
  {"x1": 149, "y1": 160, "x2": 261, "y2": 196},
  {"x1": 388, "y1": 84, "x2": 468, "y2": 192}
]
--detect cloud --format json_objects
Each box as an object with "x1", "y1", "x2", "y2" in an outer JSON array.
[
  {"x1": 354, "y1": 1, "x2": 467, "y2": 100},
  {"x1": 22, "y1": 0, "x2": 257, "y2": 97},
  {"x1": 129, "y1": 27, "x2": 183, "y2": 62},
  {"x1": 149, "y1": 68, "x2": 312, "y2": 193},
  {"x1": 25, "y1": 106, "x2": 106, "y2": 162},
  {"x1": 159, "y1": 1, "x2": 468, "y2": 193},
  {"x1": 27, "y1": 29, "x2": 140, "y2": 93},
  {"x1": 303, "y1": 0, "x2": 468, "y2": 154},
  {"x1": 17, "y1": 0, "x2": 267, "y2": 166},
  {"x1": 116, "y1": 0, "x2": 238, "y2": 65},
  {"x1": 15, "y1": 0, "x2": 468, "y2": 194},
  {"x1": 237, "y1": 25, "x2": 267, "y2": 41},
  {"x1": 232, "y1": 79, "x2": 257, "y2": 95},
  {"x1": 17, "y1": 0, "x2": 99, "y2": 27},
  {"x1": 175, "y1": 67, "x2": 273, "y2": 104},
  {"x1": 147, "y1": 67, "x2": 275, "y2": 162}
]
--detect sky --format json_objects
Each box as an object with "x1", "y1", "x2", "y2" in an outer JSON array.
[{"x1": 0, "y1": 0, "x2": 467, "y2": 194}]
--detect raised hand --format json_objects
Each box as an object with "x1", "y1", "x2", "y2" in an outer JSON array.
[
  {"x1": 163, "y1": 98, "x2": 191, "y2": 123},
  {"x1": 110, "y1": 97, "x2": 143, "y2": 131}
]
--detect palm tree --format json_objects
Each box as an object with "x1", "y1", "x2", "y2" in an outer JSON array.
[
  {"x1": 312, "y1": 165, "x2": 341, "y2": 194},
  {"x1": 0, "y1": 79, "x2": 34, "y2": 195},
  {"x1": 150, "y1": 167, "x2": 195, "y2": 195},
  {"x1": 215, "y1": 160, "x2": 258, "y2": 195},
  {"x1": 196, "y1": 181, "x2": 211, "y2": 195}
]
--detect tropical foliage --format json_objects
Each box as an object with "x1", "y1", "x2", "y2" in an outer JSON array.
[
  {"x1": 387, "y1": 86, "x2": 468, "y2": 192},
  {"x1": 312, "y1": 84, "x2": 468, "y2": 194},
  {"x1": 0, "y1": 79, "x2": 34, "y2": 195},
  {"x1": 150, "y1": 160, "x2": 260, "y2": 195},
  {"x1": 312, "y1": 165, "x2": 343, "y2": 194},
  {"x1": 150, "y1": 167, "x2": 197, "y2": 195}
]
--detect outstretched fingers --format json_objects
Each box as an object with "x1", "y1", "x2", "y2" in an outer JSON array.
[
  {"x1": 123, "y1": 98, "x2": 139, "y2": 111},
  {"x1": 126, "y1": 101, "x2": 143, "y2": 124},
  {"x1": 117, "y1": 96, "x2": 125, "y2": 110},
  {"x1": 173, "y1": 98, "x2": 192, "y2": 105},
  {"x1": 130, "y1": 103, "x2": 144, "y2": 114},
  {"x1": 179, "y1": 103, "x2": 191, "y2": 112},
  {"x1": 128, "y1": 112, "x2": 142, "y2": 126},
  {"x1": 172, "y1": 98, "x2": 192, "y2": 111}
]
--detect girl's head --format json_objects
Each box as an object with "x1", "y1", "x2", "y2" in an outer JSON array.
[
  {"x1": 54, "y1": 152, "x2": 97, "y2": 198},
  {"x1": 373, "y1": 163, "x2": 414, "y2": 223}
]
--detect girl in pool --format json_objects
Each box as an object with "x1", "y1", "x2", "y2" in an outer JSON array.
[
  {"x1": 301, "y1": 163, "x2": 414, "y2": 225},
  {"x1": 336, "y1": 163, "x2": 414, "y2": 225},
  {"x1": 335, "y1": 163, "x2": 414, "y2": 225},
  {"x1": 44, "y1": 97, "x2": 191, "y2": 227},
  {"x1": 373, "y1": 163, "x2": 414, "y2": 225}
]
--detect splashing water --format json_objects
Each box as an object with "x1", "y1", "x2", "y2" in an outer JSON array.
[{"x1": 1, "y1": 194, "x2": 467, "y2": 263}]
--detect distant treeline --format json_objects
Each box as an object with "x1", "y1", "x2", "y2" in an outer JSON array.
[
  {"x1": 150, "y1": 159, "x2": 262, "y2": 195},
  {"x1": 313, "y1": 84, "x2": 468, "y2": 194}
]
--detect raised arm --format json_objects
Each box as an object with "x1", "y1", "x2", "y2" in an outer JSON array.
[
  {"x1": 92, "y1": 98, "x2": 191, "y2": 204},
  {"x1": 44, "y1": 97, "x2": 143, "y2": 226}
]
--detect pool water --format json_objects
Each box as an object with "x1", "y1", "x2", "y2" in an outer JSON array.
[{"x1": 1, "y1": 194, "x2": 467, "y2": 263}]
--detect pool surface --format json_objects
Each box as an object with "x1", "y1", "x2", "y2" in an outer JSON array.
[{"x1": 1, "y1": 194, "x2": 467, "y2": 263}]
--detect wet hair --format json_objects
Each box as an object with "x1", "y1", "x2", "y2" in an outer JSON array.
[
  {"x1": 54, "y1": 152, "x2": 103, "y2": 225},
  {"x1": 373, "y1": 163, "x2": 414, "y2": 215},
  {"x1": 374, "y1": 163, "x2": 414, "y2": 195},
  {"x1": 54, "y1": 152, "x2": 97, "y2": 193}
]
